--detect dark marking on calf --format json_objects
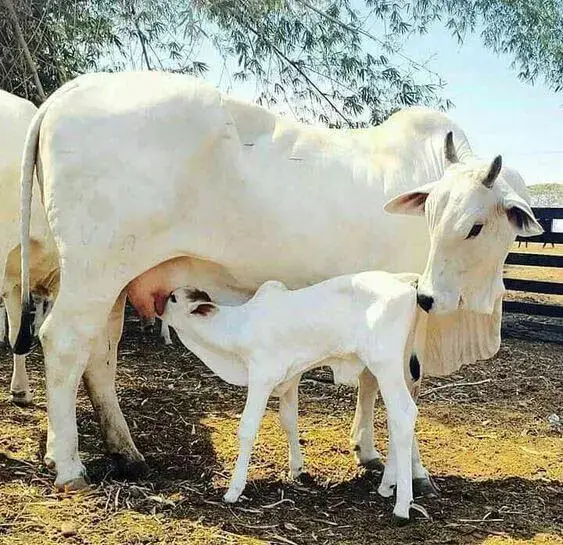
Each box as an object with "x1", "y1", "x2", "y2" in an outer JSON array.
[
  {"x1": 409, "y1": 354, "x2": 421, "y2": 382},
  {"x1": 187, "y1": 288, "x2": 212, "y2": 303},
  {"x1": 243, "y1": 142, "x2": 255, "y2": 147}
]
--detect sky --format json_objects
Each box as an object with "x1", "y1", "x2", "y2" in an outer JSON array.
[
  {"x1": 400, "y1": 25, "x2": 563, "y2": 186},
  {"x1": 196, "y1": 17, "x2": 562, "y2": 187}
]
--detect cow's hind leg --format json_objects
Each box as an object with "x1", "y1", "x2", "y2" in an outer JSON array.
[
  {"x1": 278, "y1": 378, "x2": 304, "y2": 479},
  {"x1": 82, "y1": 292, "x2": 147, "y2": 479},
  {"x1": 5, "y1": 286, "x2": 33, "y2": 405},
  {"x1": 350, "y1": 368, "x2": 384, "y2": 470},
  {"x1": 38, "y1": 276, "x2": 121, "y2": 489}
]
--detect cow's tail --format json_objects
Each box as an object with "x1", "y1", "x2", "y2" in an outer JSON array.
[
  {"x1": 13, "y1": 80, "x2": 81, "y2": 355},
  {"x1": 13, "y1": 105, "x2": 48, "y2": 354}
]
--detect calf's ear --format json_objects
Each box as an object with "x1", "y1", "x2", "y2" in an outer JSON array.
[
  {"x1": 503, "y1": 193, "x2": 543, "y2": 237},
  {"x1": 384, "y1": 181, "x2": 437, "y2": 216},
  {"x1": 190, "y1": 302, "x2": 218, "y2": 317}
]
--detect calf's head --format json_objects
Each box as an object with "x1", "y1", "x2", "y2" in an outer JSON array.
[
  {"x1": 385, "y1": 132, "x2": 542, "y2": 314},
  {"x1": 163, "y1": 287, "x2": 218, "y2": 328}
]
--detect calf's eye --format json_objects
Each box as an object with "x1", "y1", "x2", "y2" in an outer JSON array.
[
  {"x1": 466, "y1": 224, "x2": 483, "y2": 239},
  {"x1": 170, "y1": 294, "x2": 177, "y2": 303}
]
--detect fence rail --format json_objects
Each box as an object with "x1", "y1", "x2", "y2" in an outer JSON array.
[{"x1": 503, "y1": 206, "x2": 562, "y2": 320}]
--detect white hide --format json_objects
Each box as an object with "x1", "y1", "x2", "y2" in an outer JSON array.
[
  {"x1": 163, "y1": 272, "x2": 419, "y2": 519},
  {"x1": 0, "y1": 90, "x2": 58, "y2": 404},
  {"x1": 16, "y1": 71, "x2": 538, "y2": 488}
]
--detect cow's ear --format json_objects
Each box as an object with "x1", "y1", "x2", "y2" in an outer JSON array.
[
  {"x1": 503, "y1": 193, "x2": 543, "y2": 237},
  {"x1": 384, "y1": 181, "x2": 437, "y2": 216},
  {"x1": 190, "y1": 302, "x2": 218, "y2": 317}
]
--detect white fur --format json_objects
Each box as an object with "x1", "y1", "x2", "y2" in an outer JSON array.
[
  {"x1": 0, "y1": 90, "x2": 59, "y2": 405},
  {"x1": 15, "y1": 71, "x2": 538, "y2": 487},
  {"x1": 163, "y1": 272, "x2": 420, "y2": 519}
]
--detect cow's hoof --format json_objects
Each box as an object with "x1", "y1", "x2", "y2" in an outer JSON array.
[
  {"x1": 57, "y1": 477, "x2": 89, "y2": 492},
  {"x1": 10, "y1": 390, "x2": 33, "y2": 406},
  {"x1": 361, "y1": 457, "x2": 385, "y2": 473},
  {"x1": 377, "y1": 482, "x2": 395, "y2": 498},
  {"x1": 392, "y1": 514, "x2": 411, "y2": 527},
  {"x1": 413, "y1": 476, "x2": 440, "y2": 498},
  {"x1": 110, "y1": 454, "x2": 149, "y2": 479}
]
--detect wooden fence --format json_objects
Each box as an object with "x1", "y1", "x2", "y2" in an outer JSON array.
[{"x1": 503, "y1": 207, "x2": 562, "y2": 318}]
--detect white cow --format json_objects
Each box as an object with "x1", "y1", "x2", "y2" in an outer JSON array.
[
  {"x1": 14, "y1": 72, "x2": 541, "y2": 490},
  {"x1": 0, "y1": 89, "x2": 59, "y2": 405},
  {"x1": 162, "y1": 273, "x2": 423, "y2": 520}
]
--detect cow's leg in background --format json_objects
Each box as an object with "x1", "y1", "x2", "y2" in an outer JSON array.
[
  {"x1": 5, "y1": 286, "x2": 33, "y2": 405},
  {"x1": 83, "y1": 291, "x2": 147, "y2": 478},
  {"x1": 350, "y1": 364, "x2": 439, "y2": 497},
  {"x1": 159, "y1": 317, "x2": 172, "y2": 345},
  {"x1": 38, "y1": 272, "x2": 121, "y2": 490},
  {"x1": 278, "y1": 377, "x2": 304, "y2": 479},
  {"x1": 0, "y1": 298, "x2": 6, "y2": 344},
  {"x1": 349, "y1": 368, "x2": 384, "y2": 470}
]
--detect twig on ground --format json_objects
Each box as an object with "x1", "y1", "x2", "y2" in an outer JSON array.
[{"x1": 420, "y1": 379, "x2": 492, "y2": 397}]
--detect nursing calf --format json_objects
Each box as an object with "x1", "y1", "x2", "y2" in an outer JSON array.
[{"x1": 163, "y1": 272, "x2": 422, "y2": 520}]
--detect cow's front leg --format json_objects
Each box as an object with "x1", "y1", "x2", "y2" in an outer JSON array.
[
  {"x1": 82, "y1": 292, "x2": 147, "y2": 479},
  {"x1": 350, "y1": 367, "x2": 384, "y2": 470}
]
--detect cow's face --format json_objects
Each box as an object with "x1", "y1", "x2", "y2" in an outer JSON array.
[{"x1": 385, "y1": 133, "x2": 542, "y2": 314}]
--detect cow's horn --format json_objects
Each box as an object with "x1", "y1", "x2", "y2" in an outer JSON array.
[{"x1": 483, "y1": 155, "x2": 502, "y2": 189}]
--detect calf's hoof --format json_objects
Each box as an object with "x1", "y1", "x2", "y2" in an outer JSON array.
[
  {"x1": 223, "y1": 486, "x2": 244, "y2": 504},
  {"x1": 110, "y1": 454, "x2": 149, "y2": 480},
  {"x1": 10, "y1": 390, "x2": 33, "y2": 406},
  {"x1": 413, "y1": 476, "x2": 440, "y2": 498}
]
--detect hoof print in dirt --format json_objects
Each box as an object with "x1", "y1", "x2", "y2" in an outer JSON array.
[
  {"x1": 110, "y1": 454, "x2": 150, "y2": 480},
  {"x1": 413, "y1": 476, "x2": 440, "y2": 498},
  {"x1": 292, "y1": 471, "x2": 315, "y2": 486},
  {"x1": 361, "y1": 457, "x2": 385, "y2": 473}
]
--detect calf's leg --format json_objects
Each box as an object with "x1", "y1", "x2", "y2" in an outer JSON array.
[
  {"x1": 224, "y1": 379, "x2": 272, "y2": 503},
  {"x1": 375, "y1": 366, "x2": 417, "y2": 520},
  {"x1": 278, "y1": 378, "x2": 304, "y2": 479}
]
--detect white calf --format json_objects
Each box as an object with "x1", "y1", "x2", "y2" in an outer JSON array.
[{"x1": 163, "y1": 271, "x2": 421, "y2": 520}]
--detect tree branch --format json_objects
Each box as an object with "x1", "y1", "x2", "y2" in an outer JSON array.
[{"x1": 1, "y1": 0, "x2": 46, "y2": 101}]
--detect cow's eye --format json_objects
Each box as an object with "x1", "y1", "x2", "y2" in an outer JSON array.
[
  {"x1": 170, "y1": 294, "x2": 177, "y2": 303},
  {"x1": 466, "y1": 224, "x2": 483, "y2": 239}
]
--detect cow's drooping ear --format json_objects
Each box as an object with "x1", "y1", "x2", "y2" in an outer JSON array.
[
  {"x1": 503, "y1": 192, "x2": 543, "y2": 237},
  {"x1": 384, "y1": 181, "x2": 437, "y2": 216},
  {"x1": 444, "y1": 131, "x2": 459, "y2": 165},
  {"x1": 482, "y1": 155, "x2": 502, "y2": 189},
  {"x1": 190, "y1": 302, "x2": 218, "y2": 317}
]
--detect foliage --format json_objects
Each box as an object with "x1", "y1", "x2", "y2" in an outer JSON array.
[{"x1": 0, "y1": 0, "x2": 562, "y2": 125}]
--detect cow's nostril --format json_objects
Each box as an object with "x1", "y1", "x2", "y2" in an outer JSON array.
[{"x1": 416, "y1": 292, "x2": 434, "y2": 313}]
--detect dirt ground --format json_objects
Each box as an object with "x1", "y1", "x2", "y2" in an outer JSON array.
[{"x1": 0, "y1": 305, "x2": 562, "y2": 545}]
